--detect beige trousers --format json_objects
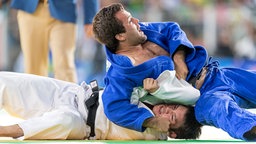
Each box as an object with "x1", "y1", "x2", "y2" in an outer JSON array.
[{"x1": 17, "y1": 2, "x2": 77, "y2": 82}]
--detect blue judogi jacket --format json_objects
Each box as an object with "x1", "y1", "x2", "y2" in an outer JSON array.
[
  {"x1": 103, "y1": 22, "x2": 207, "y2": 132},
  {"x1": 10, "y1": 0, "x2": 98, "y2": 24}
]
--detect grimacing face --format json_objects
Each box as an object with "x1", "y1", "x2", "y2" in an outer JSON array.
[
  {"x1": 115, "y1": 9, "x2": 147, "y2": 46},
  {"x1": 152, "y1": 104, "x2": 187, "y2": 130}
]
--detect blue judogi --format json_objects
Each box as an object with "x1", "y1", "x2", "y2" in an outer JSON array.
[
  {"x1": 195, "y1": 59, "x2": 256, "y2": 140},
  {"x1": 103, "y1": 20, "x2": 256, "y2": 139},
  {"x1": 103, "y1": 22, "x2": 207, "y2": 131},
  {"x1": 10, "y1": 0, "x2": 98, "y2": 24}
]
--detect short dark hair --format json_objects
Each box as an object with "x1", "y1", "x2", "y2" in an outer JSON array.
[
  {"x1": 170, "y1": 105, "x2": 202, "y2": 139},
  {"x1": 92, "y1": 3, "x2": 126, "y2": 53}
]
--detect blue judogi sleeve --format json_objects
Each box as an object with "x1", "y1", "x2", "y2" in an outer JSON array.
[
  {"x1": 139, "y1": 22, "x2": 194, "y2": 57},
  {"x1": 103, "y1": 56, "x2": 175, "y2": 132},
  {"x1": 103, "y1": 22, "x2": 207, "y2": 132},
  {"x1": 139, "y1": 22, "x2": 207, "y2": 80}
]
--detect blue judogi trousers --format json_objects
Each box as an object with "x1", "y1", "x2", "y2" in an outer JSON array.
[{"x1": 195, "y1": 60, "x2": 256, "y2": 140}]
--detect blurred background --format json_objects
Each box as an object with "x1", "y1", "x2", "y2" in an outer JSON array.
[{"x1": 0, "y1": 0, "x2": 256, "y2": 140}]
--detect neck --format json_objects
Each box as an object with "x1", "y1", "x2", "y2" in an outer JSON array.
[{"x1": 116, "y1": 45, "x2": 143, "y2": 55}]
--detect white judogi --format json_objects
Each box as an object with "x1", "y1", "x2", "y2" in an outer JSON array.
[
  {"x1": 0, "y1": 72, "x2": 166, "y2": 140},
  {"x1": 95, "y1": 90, "x2": 167, "y2": 140},
  {"x1": 131, "y1": 70, "x2": 200, "y2": 106}
]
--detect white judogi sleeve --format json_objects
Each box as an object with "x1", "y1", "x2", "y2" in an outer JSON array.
[{"x1": 131, "y1": 70, "x2": 200, "y2": 105}]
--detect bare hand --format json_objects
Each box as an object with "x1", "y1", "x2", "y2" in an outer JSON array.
[
  {"x1": 143, "y1": 78, "x2": 159, "y2": 93},
  {"x1": 173, "y1": 47, "x2": 188, "y2": 80},
  {"x1": 174, "y1": 60, "x2": 188, "y2": 80},
  {"x1": 143, "y1": 117, "x2": 170, "y2": 132},
  {"x1": 84, "y1": 24, "x2": 93, "y2": 38}
]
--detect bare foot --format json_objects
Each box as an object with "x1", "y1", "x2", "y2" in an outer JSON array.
[{"x1": 244, "y1": 126, "x2": 256, "y2": 141}]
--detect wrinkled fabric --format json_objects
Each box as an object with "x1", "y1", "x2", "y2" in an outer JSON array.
[
  {"x1": 195, "y1": 59, "x2": 256, "y2": 140},
  {"x1": 0, "y1": 72, "x2": 166, "y2": 140},
  {"x1": 131, "y1": 70, "x2": 200, "y2": 105},
  {"x1": 10, "y1": 0, "x2": 98, "y2": 24},
  {"x1": 0, "y1": 72, "x2": 88, "y2": 139},
  {"x1": 103, "y1": 22, "x2": 207, "y2": 132}
]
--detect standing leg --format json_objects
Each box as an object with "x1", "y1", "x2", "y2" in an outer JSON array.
[
  {"x1": 49, "y1": 20, "x2": 77, "y2": 83},
  {"x1": 17, "y1": 3, "x2": 50, "y2": 76}
]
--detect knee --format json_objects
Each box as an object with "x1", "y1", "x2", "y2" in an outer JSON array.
[
  {"x1": 56, "y1": 112, "x2": 86, "y2": 139},
  {"x1": 54, "y1": 113, "x2": 77, "y2": 130}
]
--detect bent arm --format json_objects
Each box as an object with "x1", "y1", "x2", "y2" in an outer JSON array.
[
  {"x1": 139, "y1": 70, "x2": 200, "y2": 105},
  {"x1": 139, "y1": 22, "x2": 194, "y2": 57},
  {"x1": 102, "y1": 76, "x2": 154, "y2": 132},
  {"x1": 173, "y1": 45, "x2": 188, "y2": 80},
  {"x1": 139, "y1": 22, "x2": 207, "y2": 80},
  {"x1": 139, "y1": 22, "x2": 194, "y2": 79}
]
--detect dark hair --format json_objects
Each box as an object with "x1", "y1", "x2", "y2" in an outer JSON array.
[
  {"x1": 169, "y1": 105, "x2": 202, "y2": 139},
  {"x1": 92, "y1": 3, "x2": 126, "y2": 53}
]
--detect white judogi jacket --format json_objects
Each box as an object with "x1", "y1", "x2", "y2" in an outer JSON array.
[
  {"x1": 0, "y1": 72, "x2": 166, "y2": 140},
  {"x1": 95, "y1": 90, "x2": 167, "y2": 140},
  {"x1": 131, "y1": 70, "x2": 200, "y2": 106}
]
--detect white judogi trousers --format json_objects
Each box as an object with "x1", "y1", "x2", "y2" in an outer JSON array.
[
  {"x1": 0, "y1": 72, "x2": 89, "y2": 139},
  {"x1": 0, "y1": 72, "x2": 167, "y2": 140}
]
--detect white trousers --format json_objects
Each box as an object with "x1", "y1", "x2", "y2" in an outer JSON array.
[
  {"x1": 0, "y1": 72, "x2": 90, "y2": 139},
  {"x1": 0, "y1": 72, "x2": 167, "y2": 140}
]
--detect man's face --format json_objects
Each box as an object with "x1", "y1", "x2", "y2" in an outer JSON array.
[
  {"x1": 115, "y1": 9, "x2": 147, "y2": 46},
  {"x1": 152, "y1": 104, "x2": 187, "y2": 129}
]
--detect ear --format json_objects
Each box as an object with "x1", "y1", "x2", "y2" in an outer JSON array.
[
  {"x1": 115, "y1": 33, "x2": 126, "y2": 41},
  {"x1": 168, "y1": 131, "x2": 177, "y2": 138}
]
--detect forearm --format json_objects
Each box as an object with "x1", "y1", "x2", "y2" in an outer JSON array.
[
  {"x1": 143, "y1": 117, "x2": 158, "y2": 128},
  {"x1": 143, "y1": 117, "x2": 170, "y2": 132},
  {"x1": 103, "y1": 80, "x2": 153, "y2": 132},
  {"x1": 173, "y1": 45, "x2": 188, "y2": 80},
  {"x1": 0, "y1": 124, "x2": 24, "y2": 138},
  {"x1": 173, "y1": 45, "x2": 186, "y2": 64}
]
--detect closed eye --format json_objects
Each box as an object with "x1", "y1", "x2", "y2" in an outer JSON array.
[
  {"x1": 174, "y1": 105, "x2": 179, "y2": 110},
  {"x1": 171, "y1": 113, "x2": 176, "y2": 123}
]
